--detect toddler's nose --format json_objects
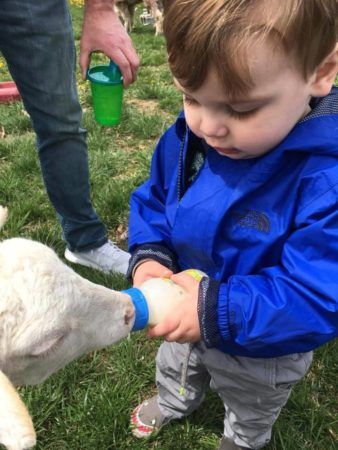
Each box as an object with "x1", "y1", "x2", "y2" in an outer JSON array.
[{"x1": 200, "y1": 111, "x2": 228, "y2": 138}]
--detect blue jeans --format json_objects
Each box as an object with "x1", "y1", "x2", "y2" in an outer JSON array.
[{"x1": 0, "y1": 0, "x2": 107, "y2": 251}]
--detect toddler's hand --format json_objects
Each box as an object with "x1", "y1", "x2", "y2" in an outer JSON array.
[
  {"x1": 133, "y1": 260, "x2": 173, "y2": 287},
  {"x1": 147, "y1": 272, "x2": 201, "y2": 343}
]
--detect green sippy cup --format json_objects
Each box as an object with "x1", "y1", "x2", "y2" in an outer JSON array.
[{"x1": 87, "y1": 60, "x2": 123, "y2": 126}]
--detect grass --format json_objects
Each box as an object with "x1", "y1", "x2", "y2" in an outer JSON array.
[{"x1": 0, "y1": 4, "x2": 337, "y2": 450}]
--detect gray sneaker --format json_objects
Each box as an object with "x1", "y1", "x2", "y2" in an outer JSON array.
[
  {"x1": 131, "y1": 396, "x2": 169, "y2": 438},
  {"x1": 65, "y1": 240, "x2": 130, "y2": 275}
]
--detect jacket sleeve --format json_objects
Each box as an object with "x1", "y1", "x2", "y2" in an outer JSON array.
[
  {"x1": 199, "y1": 186, "x2": 338, "y2": 357},
  {"x1": 128, "y1": 123, "x2": 182, "y2": 275}
]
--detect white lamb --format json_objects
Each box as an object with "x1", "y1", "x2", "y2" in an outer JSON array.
[{"x1": 0, "y1": 206, "x2": 135, "y2": 450}]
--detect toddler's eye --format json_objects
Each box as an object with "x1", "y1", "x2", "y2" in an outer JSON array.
[
  {"x1": 227, "y1": 106, "x2": 259, "y2": 119},
  {"x1": 183, "y1": 95, "x2": 198, "y2": 106}
]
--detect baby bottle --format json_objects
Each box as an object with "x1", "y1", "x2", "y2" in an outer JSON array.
[{"x1": 123, "y1": 269, "x2": 206, "y2": 331}]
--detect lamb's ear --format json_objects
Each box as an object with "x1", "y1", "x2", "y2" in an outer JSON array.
[
  {"x1": 29, "y1": 332, "x2": 66, "y2": 357},
  {"x1": 0, "y1": 370, "x2": 36, "y2": 449}
]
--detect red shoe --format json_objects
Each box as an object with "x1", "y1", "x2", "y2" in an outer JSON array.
[{"x1": 131, "y1": 396, "x2": 168, "y2": 438}]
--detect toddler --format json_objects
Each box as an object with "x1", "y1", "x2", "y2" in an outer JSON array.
[{"x1": 128, "y1": 1, "x2": 338, "y2": 448}]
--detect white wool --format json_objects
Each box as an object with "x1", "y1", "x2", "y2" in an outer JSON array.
[{"x1": 0, "y1": 206, "x2": 134, "y2": 450}]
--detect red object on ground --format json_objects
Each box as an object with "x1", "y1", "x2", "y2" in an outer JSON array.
[{"x1": 0, "y1": 81, "x2": 21, "y2": 103}]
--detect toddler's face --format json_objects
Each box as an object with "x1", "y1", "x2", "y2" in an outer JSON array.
[{"x1": 176, "y1": 41, "x2": 315, "y2": 159}]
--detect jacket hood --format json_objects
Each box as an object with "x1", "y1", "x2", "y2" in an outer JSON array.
[{"x1": 279, "y1": 85, "x2": 338, "y2": 156}]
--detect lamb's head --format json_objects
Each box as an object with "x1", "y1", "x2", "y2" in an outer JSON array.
[{"x1": 0, "y1": 238, "x2": 134, "y2": 386}]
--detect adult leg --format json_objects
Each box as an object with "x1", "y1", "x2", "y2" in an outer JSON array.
[{"x1": 0, "y1": 0, "x2": 106, "y2": 252}]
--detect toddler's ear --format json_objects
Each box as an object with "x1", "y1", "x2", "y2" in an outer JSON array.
[{"x1": 309, "y1": 43, "x2": 338, "y2": 97}]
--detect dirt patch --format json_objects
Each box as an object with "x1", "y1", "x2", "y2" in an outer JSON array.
[{"x1": 128, "y1": 98, "x2": 159, "y2": 113}]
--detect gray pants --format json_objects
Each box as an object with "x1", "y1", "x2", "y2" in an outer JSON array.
[{"x1": 155, "y1": 342, "x2": 312, "y2": 449}]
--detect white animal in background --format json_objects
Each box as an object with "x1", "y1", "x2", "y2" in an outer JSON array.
[
  {"x1": 115, "y1": 0, "x2": 140, "y2": 33},
  {"x1": 143, "y1": 0, "x2": 164, "y2": 35},
  {"x1": 0, "y1": 206, "x2": 135, "y2": 450},
  {"x1": 115, "y1": 0, "x2": 164, "y2": 35}
]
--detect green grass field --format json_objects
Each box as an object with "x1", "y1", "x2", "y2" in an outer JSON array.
[{"x1": 0, "y1": 4, "x2": 337, "y2": 449}]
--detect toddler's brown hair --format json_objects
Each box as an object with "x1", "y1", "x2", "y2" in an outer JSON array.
[{"x1": 163, "y1": 0, "x2": 337, "y2": 97}]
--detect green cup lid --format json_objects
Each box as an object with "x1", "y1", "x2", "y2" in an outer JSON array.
[{"x1": 87, "y1": 60, "x2": 122, "y2": 85}]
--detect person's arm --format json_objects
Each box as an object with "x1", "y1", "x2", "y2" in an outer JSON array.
[
  {"x1": 127, "y1": 122, "x2": 184, "y2": 279},
  {"x1": 80, "y1": 0, "x2": 139, "y2": 86},
  {"x1": 202, "y1": 187, "x2": 338, "y2": 357},
  {"x1": 149, "y1": 184, "x2": 338, "y2": 355}
]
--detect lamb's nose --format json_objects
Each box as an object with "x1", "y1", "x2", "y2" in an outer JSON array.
[{"x1": 124, "y1": 305, "x2": 135, "y2": 325}]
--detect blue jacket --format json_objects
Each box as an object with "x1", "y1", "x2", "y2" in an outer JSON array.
[{"x1": 128, "y1": 87, "x2": 338, "y2": 358}]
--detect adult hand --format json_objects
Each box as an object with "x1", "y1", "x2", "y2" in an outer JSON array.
[
  {"x1": 133, "y1": 260, "x2": 173, "y2": 287},
  {"x1": 147, "y1": 272, "x2": 201, "y2": 343},
  {"x1": 81, "y1": 0, "x2": 140, "y2": 86}
]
